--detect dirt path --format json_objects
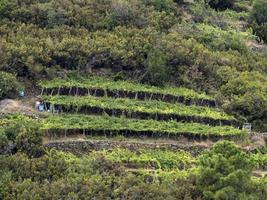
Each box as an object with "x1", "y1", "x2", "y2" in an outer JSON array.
[{"x1": 0, "y1": 99, "x2": 39, "y2": 117}]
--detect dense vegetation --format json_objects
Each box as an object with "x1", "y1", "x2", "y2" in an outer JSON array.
[
  {"x1": 0, "y1": 136, "x2": 266, "y2": 199},
  {"x1": 0, "y1": 1, "x2": 266, "y2": 199},
  {"x1": 197, "y1": 141, "x2": 266, "y2": 199},
  {"x1": 0, "y1": 0, "x2": 266, "y2": 130},
  {"x1": 0, "y1": 113, "x2": 265, "y2": 199}
]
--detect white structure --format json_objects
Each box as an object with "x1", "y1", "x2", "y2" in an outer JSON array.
[{"x1": 242, "y1": 123, "x2": 252, "y2": 133}]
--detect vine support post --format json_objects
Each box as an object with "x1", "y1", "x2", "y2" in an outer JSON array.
[
  {"x1": 135, "y1": 92, "x2": 138, "y2": 100},
  {"x1": 150, "y1": 93, "x2": 153, "y2": 101},
  {"x1": 76, "y1": 87, "x2": 79, "y2": 96},
  {"x1": 50, "y1": 88, "x2": 54, "y2": 96},
  {"x1": 40, "y1": 88, "x2": 44, "y2": 96}
]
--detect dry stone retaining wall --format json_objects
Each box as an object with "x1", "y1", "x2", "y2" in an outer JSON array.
[{"x1": 44, "y1": 140, "x2": 208, "y2": 156}]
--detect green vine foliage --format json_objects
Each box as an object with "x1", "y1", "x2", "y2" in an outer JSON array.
[
  {"x1": 41, "y1": 95, "x2": 233, "y2": 120},
  {"x1": 0, "y1": 114, "x2": 244, "y2": 139},
  {"x1": 39, "y1": 76, "x2": 214, "y2": 100},
  {"x1": 41, "y1": 114, "x2": 243, "y2": 138}
]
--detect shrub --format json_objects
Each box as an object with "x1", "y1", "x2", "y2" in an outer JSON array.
[
  {"x1": 249, "y1": 0, "x2": 267, "y2": 43},
  {"x1": 207, "y1": 0, "x2": 236, "y2": 11},
  {"x1": 0, "y1": 0, "x2": 16, "y2": 18},
  {"x1": 146, "y1": 49, "x2": 169, "y2": 86},
  {"x1": 145, "y1": 0, "x2": 175, "y2": 13},
  {"x1": 250, "y1": 0, "x2": 267, "y2": 25},
  {"x1": 197, "y1": 141, "x2": 259, "y2": 199},
  {"x1": 0, "y1": 170, "x2": 12, "y2": 200},
  {"x1": 15, "y1": 123, "x2": 44, "y2": 157},
  {"x1": 47, "y1": 7, "x2": 68, "y2": 28},
  {"x1": 196, "y1": 24, "x2": 248, "y2": 52},
  {"x1": 0, "y1": 71, "x2": 19, "y2": 99},
  {"x1": 252, "y1": 23, "x2": 267, "y2": 43},
  {"x1": 219, "y1": 71, "x2": 267, "y2": 131},
  {"x1": 0, "y1": 129, "x2": 8, "y2": 150},
  {"x1": 110, "y1": 0, "x2": 147, "y2": 27}
]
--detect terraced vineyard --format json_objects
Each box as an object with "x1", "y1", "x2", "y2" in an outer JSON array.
[
  {"x1": 41, "y1": 95, "x2": 236, "y2": 126},
  {"x1": 38, "y1": 77, "x2": 244, "y2": 141},
  {"x1": 39, "y1": 77, "x2": 216, "y2": 107},
  {"x1": 41, "y1": 114, "x2": 244, "y2": 140},
  {"x1": 1, "y1": 0, "x2": 267, "y2": 198}
]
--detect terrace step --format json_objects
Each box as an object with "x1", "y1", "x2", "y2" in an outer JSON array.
[
  {"x1": 41, "y1": 114, "x2": 244, "y2": 141},
  {"x1": 42, "y1": 87, "x2": 216, "y2": 107},
  {"x1": 39, "y1": 77, "x2": 216, "y2": 107},
  {"x1": 41, "y1": 95, "x2": 237, "y2": 127}
]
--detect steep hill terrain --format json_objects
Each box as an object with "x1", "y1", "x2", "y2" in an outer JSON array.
[{"x1": 0, "y1": 0, "x2": 266, "y2": 199}]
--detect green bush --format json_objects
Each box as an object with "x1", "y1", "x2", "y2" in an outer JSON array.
[
  {"x1": 197, "y1": 141, "x2": 263, "y2": 199},
  {"x1": 145, "y1": 0, "x2": 175, "y2": 13},
  {"x1": 146, "y1": 49, "x2": 169, "y2": 86},
  {"x1": 252, "y1": 23, "x2": 267, "y2": 43},
  {"x1": 47, "y1": 7, "x2": 68, "y2": 28},
  {"x1": 15, "y1": 123, "x2": 44, "y2": 157},
  {"x1": 0, "y1": 0, "x2": 16, "y2": 18},
  {"x1": 207, "y1": 0, "x2": 236, "y2": 11},
  {"x1": 195, "y1": 24, "x2": 249, "y2": 52},
  {"x1": 0, "y1": 170, "x2": 12, "y2": 200},
  {"x1": 250, "y1": 0, "x2": 267, "y2": 25},
  {"x1": 0, "y1": 71, "x2": 19, "y2": 99},
  {"x1": 0, "y1": 129, "x2": 8, "y2": 150},
  {"x1": 219, "y1": 72, "x2": 267, "y2": 131},
  {"x1": 249, "y1": 0, "x2": 267, "y2": 43}
]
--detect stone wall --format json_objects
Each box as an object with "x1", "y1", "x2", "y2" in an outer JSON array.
[{"x1": 44, "y1": 140, "x2": 208, "y2": 156}]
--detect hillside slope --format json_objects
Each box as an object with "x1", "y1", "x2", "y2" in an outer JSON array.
[
  {"x1": 0, "y1": 0, "x2": 266, "y2": 131},
  {"x1": 0, "y1": 1, "x2": 267, "y2": 199}
]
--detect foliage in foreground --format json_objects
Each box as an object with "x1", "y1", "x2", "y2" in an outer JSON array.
[
  {"x1": 0, "y1": 150, "x2": 200, "y2": 200},
  {"x1": 0, "y1": 141, "x2": 266, "y2": 200},
  {"x1": 0, "y1": 118, "x2": 265, "y2": 199},
  {"x1": 197, "y1": 141, "x2": 267, "y2": 200}
]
